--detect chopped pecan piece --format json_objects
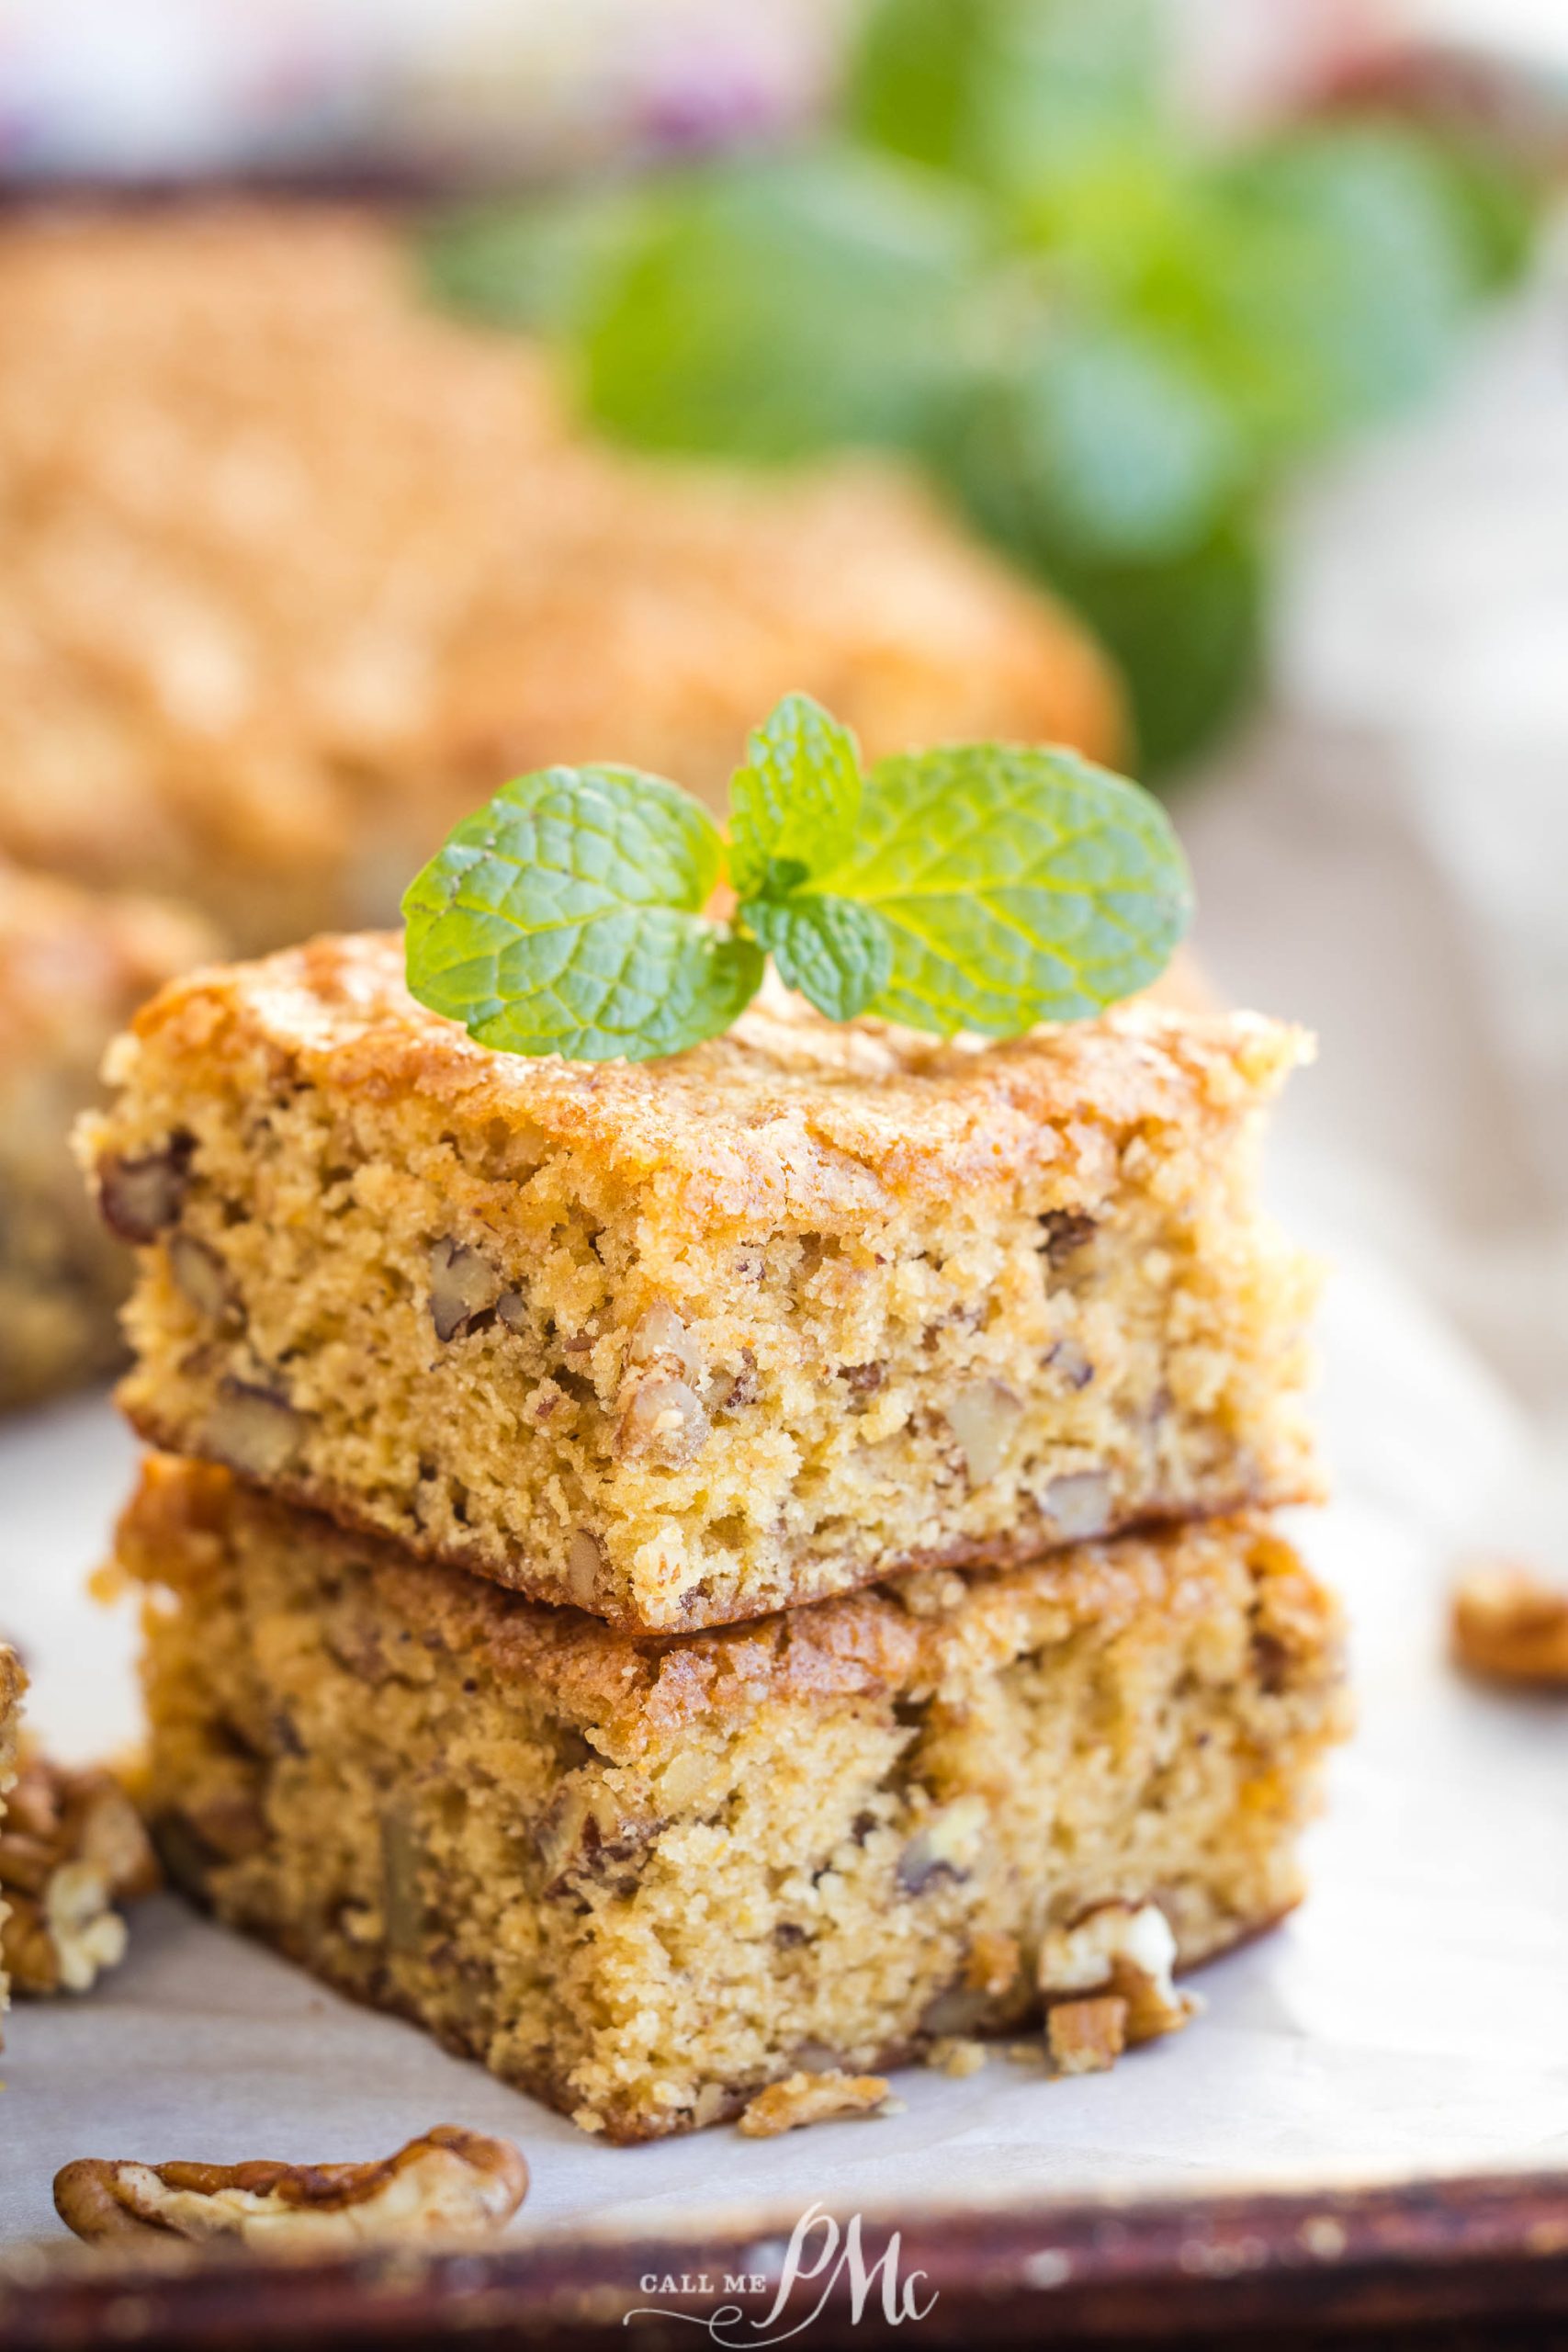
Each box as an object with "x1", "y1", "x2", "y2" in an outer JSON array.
[
  {"x1": 54, "y1": 2126, "x2": 528, "y2": 2251},
  {"x1": 1037, "y1": 1900, "x2": 1197, "y2": 2046},
  {"x1": 1451, "y1": 1561, "x2": 1568, "y2": 1688},
  {"x1": 1039, "y1": 1210, "x2": 1098, "y2": 1268},
  {"x1": 1042, "y1": 1469, "x2": 1111, "y2": 1542},
  {"x1": 96, "y1": 1135, "x2": 196, "y2": 1244},
  {"x1": 206, "y1": 1379, "x2": 310, "y2": 1479},
  {"x1": 738, "y1": 2071, "x2": 896, "y2": 2139},
  {"x1": 896, "y1": 1793, "x2": 988, "y2": 1894},
  {"x1": 945, "y1": 1380, "x2": 1022, "y2": 1486},
  {"x1": 1, "y1": 1752, "x2": 160, "y2": 1996},
  {"x1": 428, "y1": 1238, "x2": 503, "y2": 1343},
  {"x1": 615, "y1": 1374, "x2": 709, "y2": 1468},
  {"x1": 627, "y1": 1303, "x2": 703, "y2": 1379},
  {"x1": 168, "y1": 1234, "x2": 237, "y2": 1326},
  {"x1": 1048, "y1": 1996, "x2": 1128, "y2": 2075}
]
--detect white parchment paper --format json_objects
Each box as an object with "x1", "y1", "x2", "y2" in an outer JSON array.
[{"x1": 4, "y1": 1215, "x2": 1563, "y2": 2256}]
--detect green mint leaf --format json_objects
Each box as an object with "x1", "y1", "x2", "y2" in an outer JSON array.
[
  {"x1": 419, "y1": 184, "x2": 649, "y2": 336},
  {"x1": 739, "y1": 893, "x2": 893, "y2": 1024},
  {"x1": 580, "y1": 148, "x2": 988, "y2": 462},
  {"x1": 818, "y1": 743, "x2": 1190, "y2": 1033},
  {"x1": 402, "y1": 765, "x2": 762, "y2": 1063},
  {"x1": 728, "y1": 693, "x2": 863, "y2": 902}
]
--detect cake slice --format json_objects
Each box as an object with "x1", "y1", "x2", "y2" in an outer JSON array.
[
  {"x1": 121, "y1": 1456, "x2": 1347, "y2": 2142},
  {"x1": 0, "y1": 860, "x2": 216, "y2": 1409},
  {"x1": 85, "y1": 935, "x2": 1320, "y2": 1633},
  {"x1": 0, "y1": 1645, "x2": 25, "y2": 2032}
]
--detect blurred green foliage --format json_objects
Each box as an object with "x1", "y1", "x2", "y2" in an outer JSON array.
[{"x1": 421, "y1": 0, "x2": 1540, "y2": 776}]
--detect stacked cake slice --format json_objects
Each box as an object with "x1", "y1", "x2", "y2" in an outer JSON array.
[{"x1": 86, "y1": 933, "x2": 1347, "y2": 2141}]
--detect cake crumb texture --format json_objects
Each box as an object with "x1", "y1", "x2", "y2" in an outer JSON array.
[
  {"x1": 92, "y1": 938, "x2": 1321, "y2": 1631},
  {"x1": 121, "y1": 1456, "x2": 1348, "y2": 2141}
]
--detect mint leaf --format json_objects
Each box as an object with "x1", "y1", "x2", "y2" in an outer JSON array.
[
  {"x1": 819, "y1": 743, "x2": 1190, "y2": 1033},
  {"x1": 419, "y1": 184, "x2": 650, "y2": 336},
  {"x1": 728, "y1": 693, "x2": 863, "y2": 901},
  {"x1": 402, "y1": 765, "x2": 762, "y2": 1062},
  {"x1": 579, "y1": 149, "x2": 988, "y2": 462},
  {"x1": 739, "y1": 893, "x2": 893, "y2": 1023}
]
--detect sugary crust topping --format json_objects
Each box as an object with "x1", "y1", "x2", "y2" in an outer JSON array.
[
  {"x1": 0, "y1": 860, "x2": 216, "y2": 1072},
  {"x1": 119, "y1": 1456, "x2": 1341, "y2": 1760},
  {"x1": 116, "y1": 932, "x2": 1311, "y2": 1224}
]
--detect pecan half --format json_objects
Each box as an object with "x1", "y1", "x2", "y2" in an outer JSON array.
[
  {"x1": 1, "y1": 1753, "x2": 160, "y2": 1996},
  {"x1": 1451, "y1": 1561, "x2": 1568, "y2": 1687},
  {"x1": 54, "y1": 2126, "x2": 528, "y2": 2251}
]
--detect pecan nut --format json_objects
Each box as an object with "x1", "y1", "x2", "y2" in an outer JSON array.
[
  {"x1": 1451, "y1": 1560, "x2": 1568, "y2": 1687},
  {"x1": 1037, "y1": 1900, "x2": 1198, "y2": 2046},
  {"x1": 1047, "y1": 1995, "x2": 1128, "y2": 2075},
  {"x1": 54, "y1": 2126, "x2": 528, "y2": 2251},
  {"x1": 428, "y1": 1238, "x2": 502, "y2": 1344},
  {"x1": 0, "y1": 1753, "x2": 160, "y2": 1996},
  {"x1": 96, "y1": 1135, "x2": 196, "y2": 1244},
  {"x1": 738, "y1": 2072, "x2": 896, "y2": 2139}
]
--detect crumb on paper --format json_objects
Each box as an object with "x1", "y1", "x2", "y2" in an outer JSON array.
[
  {"x1": 964, "y1": 1929, "x2": 1022, "y2": 1998},
  {"x1": 53, "y1": 2126, "x2": 528, "y2": 2252},
  {"x1": 1047, "y1": 1996, "x2": 1129, "y2": 2075},
  {"x1": 1451, "y1": 1561, "x2": 1568, "y2": 1688},
  {"x1": 925, "y1": 2037, "x2": 987, "y2": 2078},
  {"x1": 737, "y1": 2071, "x2": 895, "y2": 2138}
]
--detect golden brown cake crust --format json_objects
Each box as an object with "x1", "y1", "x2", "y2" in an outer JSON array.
[{"x1": 115, "y1": 931, "x2": 1309, "y2": 1225}]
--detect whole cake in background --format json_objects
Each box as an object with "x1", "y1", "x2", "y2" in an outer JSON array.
[
  {"x1": 0, "y1": 862, "x2": 216, "y2": 1408},
  {"x1": 0, "y1": 208, "x2": 1118, "y2": 956}
]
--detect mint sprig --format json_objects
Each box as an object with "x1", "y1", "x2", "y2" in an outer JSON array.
[{"x1": 403, "y1": 693, "x2": 1191, "y2": 1062}]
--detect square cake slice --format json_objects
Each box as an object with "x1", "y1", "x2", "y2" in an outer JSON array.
[
  {"x1": 0, "y1": 1645, "x2": 25, "y2": 2030},
  {"x1": 122, "y1": 1455, "x2": 1348, "y2": 2143},
  {"x1": 87, "y1": 937, "x2": 1319, "y2": 1633}
]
